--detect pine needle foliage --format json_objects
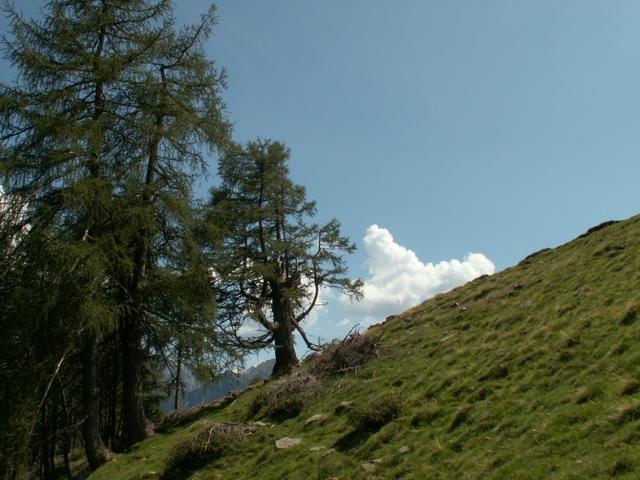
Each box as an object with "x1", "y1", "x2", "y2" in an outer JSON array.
[
  {"x1": 206, "y1": 139, "x2": 363, "y2": 376},
  {"x1": 0, "y1": 1, "x2": 234, "y2": 476}
]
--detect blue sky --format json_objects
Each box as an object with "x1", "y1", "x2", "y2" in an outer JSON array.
[
  {"x1": 196, "y1": 0, "x2": 640, "y2": 268},
  {"x1": 3, "y1": 1, "x2": 640, "y2": 354}
]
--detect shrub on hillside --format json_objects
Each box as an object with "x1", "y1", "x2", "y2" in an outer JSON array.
[
  {"x1": 249, "y1": 371, "x2": 322, "y2": 420},
  {"x1": 164, "y1": 422, "x2": 255, "y2": 478},
  {"x1": 347, "y1": 394, "x2": 402, "y2": 432}
]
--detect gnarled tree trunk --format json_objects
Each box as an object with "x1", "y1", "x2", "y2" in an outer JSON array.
[{"x1": 271, "y1": 288, "x2": 298, "y2": 377}]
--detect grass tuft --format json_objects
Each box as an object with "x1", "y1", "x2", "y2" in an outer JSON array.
[
  {"x1": 449, "y1": 405, "x2": 471, "y2": 432},
  {"x1": 410, "y1": 404, "x2": 443, "y2": 427},
  {"x1": 347, "y1": 394, "x2": 402, "y2": 432},
  {"x1": 621, "y1": 306, "x2": 638, "y2": 326},
  {"x1": 611, "y1": 400, "x2": 640, "y2": 425}
]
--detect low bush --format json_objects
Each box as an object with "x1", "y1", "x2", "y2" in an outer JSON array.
[
  {"x1": 249, "y1": 371, "x2": 322, "y2": 420},
  {"x1": 347, "y1": 394, "x2": 402, "y2": 432},
  {"x1": 164, "y1": 422, "x2": 255, "y2": 478}
]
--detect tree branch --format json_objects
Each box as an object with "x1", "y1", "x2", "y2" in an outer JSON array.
[
  {"x1": 295, "y1": 262, "x2": 319, "y2": 323},
  {"x1": 290, "y1": 315, "x2": 321, "y2": 351}
]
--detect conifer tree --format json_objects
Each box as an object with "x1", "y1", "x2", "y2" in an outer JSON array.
[
  {"x1": 111, "y1": 4, "x2": 230, "y2": 445},
  {"x1": 0, "y1": 0, "x2": 232, "y2": 474},
  {"x1": 207, "y1": 140, "x2": 363, "y2": 376}
]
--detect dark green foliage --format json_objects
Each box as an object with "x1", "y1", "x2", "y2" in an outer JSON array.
[
  {"x1": 347, "y1": 395, "x2": 402, "y2": 432},
  {"x1": 206, "y1": 139, "x2": 362, "y2": 375},
  {"x1": 0, "y1": 0, "x2": 234, "y2": 474}
]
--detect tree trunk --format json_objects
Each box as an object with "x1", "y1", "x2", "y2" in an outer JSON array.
[
  {"x1": 108, "y1": 336, "x2": 119, "y2": 448},
  {"x1": 49, "y1": 404, "x2": 57, "y2": 476},
  {"x1": 121, "y1": 311, "x2": 153, "y2": 447},
  {"x1": 120, "y1": 109, "x2": 162, "y2": 445},
  {"x1": 271, "y1": 291, "x2": 298, "y2": 377},
  {"x1": 82, "y1": 333, "x2": 113, "y2": 470},
  {"x1": 174, "y1": 341, "x2": 182, "y2": 411},
  {"x1": 40, "y1": 405, "x2": 50, "y2": 480},
  {"x1": 56, "y1": 376, "x2": 73, "y2": 480}
]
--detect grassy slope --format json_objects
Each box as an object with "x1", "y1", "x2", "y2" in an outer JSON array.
[{"x1": 92, "y1": 216, "x2": 640, "y2": 480}]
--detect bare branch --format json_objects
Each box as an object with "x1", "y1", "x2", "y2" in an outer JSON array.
[
  {"x1": 295, "y1": 262, "x2": 319, "y2": 323},
  {"x1": 290, "y1": 315, "x2": 321, "y2": 351},
  {"x1": 253, "y1": 307, "x2": 277, "y2": 332}
]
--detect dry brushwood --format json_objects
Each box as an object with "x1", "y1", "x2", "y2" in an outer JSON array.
[
  {"x1": 164, "y1": 422, "x2": 256, "y2": 476},
  {"x1": 157, "y1": 406, "x2": 204, "y2": 433},
  {"x1": 157, "y1": 391, "x2": 243, "y2": 433},
  {"x1": 310, "y1": 330, "x2": 381, "y2": 376},
  {"x1": 250, "y1": 371, "x2": 323, "y2": 420}
]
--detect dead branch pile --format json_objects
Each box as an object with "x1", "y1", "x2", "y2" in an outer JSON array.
[
  {"x1": 157, "y1": 406, "x2": 204, "y2": 433},
  {"x1": 310, "y1": 332, "x2": 381, "y2": 376},
  {"x1": 165, "y1": 421, "x2": 256, "y2": 476}
]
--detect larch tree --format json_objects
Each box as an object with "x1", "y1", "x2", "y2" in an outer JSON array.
[
  {"x1": 0, "y1": 0, "x2": 166, "y2": 468},
  {"x1": 207, "y1": 140, "x2": 363, "y2": 377},
  {"x1": 0, "y1": 0, "x2": 232, "y2": 475},
  {"x1": 111, "y1": 4, "x2": 230, "y2": 445}
]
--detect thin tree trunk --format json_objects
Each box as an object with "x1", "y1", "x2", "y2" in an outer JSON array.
[
  {"x1": 49, "y1": 404, "x2": 57, "y2": 475},
  {"x1": 271, "y1": 291, "x2": 298, "y2": 377},
  {"x1": 82, "y1": 333, "x2": 113, "y2": 469},
  {"x1": 174, "y1": 341, "x2": 182, "y2": 411},
  {"x1": 40, "y1": 405, "x2": 50, "y2": 480},
  {"x1": 57, "y1": 376, "x2": 73, "y2": 480},
  {"x1": 108, "y1": 335, "x2": 119, "y2": 448}
]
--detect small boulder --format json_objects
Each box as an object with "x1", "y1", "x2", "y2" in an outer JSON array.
[
  {"x1": 304, "y1": 414, "x2": 327, "y2": 426},
  {"x1": 309, "y1": 446, "x2": 325, "y2": 452},
  {"x1": 276, "y1": 437, "x2": 302, "y2": 449},
  {"x1": 321, "y1": 448, "x2": 335, "y2": 457},
  {"x1": 253, "y1": 421, "x2": 273, "y2": 427},
  {"x1": 335, "y1": 401, "x2": 354, "y2": 414},
  {"x1": 362, "y1": 463, "x2": 377, "y2": 472},
  {"x1": 398, "y1": 446, "x2": 410, "y2": 454}
]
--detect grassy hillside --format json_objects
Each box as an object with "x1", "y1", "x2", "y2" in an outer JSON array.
[{"x1": 91, "y1": 215, "x2": 640, "y2": 480}]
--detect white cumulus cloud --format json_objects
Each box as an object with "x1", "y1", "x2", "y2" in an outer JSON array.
[{"x1": 343, "y1": 225, "x2": 495, "y2": 325}]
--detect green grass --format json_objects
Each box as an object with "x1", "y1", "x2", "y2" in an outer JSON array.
[{"x1": 91, "y1": 216, "x2": 640, "y2": 479}]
